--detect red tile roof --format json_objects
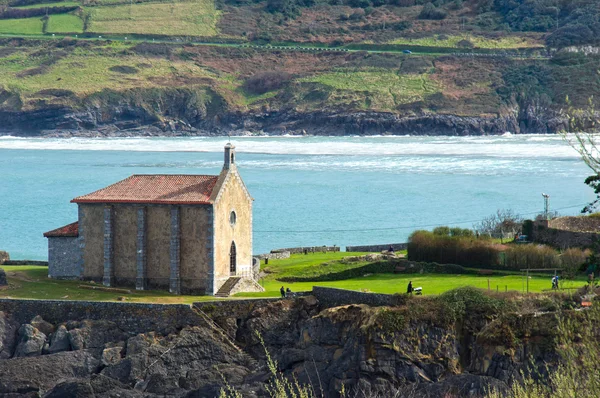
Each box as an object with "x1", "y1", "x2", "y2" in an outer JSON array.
[
  {"x1": 44, "y1": 221, "x2": 79, "y2": 238},
  {"x1": 71, "y1": 175, "x2": 219, "y2": 205}
]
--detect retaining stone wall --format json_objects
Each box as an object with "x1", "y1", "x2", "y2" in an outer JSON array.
[
  {"x1": 3, "y1": 260, "x2": 48, "y2": 266},
  {"x1": 255, "y1": 251, "x2": 290, "y2": 261},
  {"x1": 532, "y1": 220, "x2": 599, "y2": 249},
  {"x1": 272, "y1": 246, "x2": 340, "y2": 254},
  {"x1": 48, "y1": 237, "x2": 81, "y2": 278},
  {"x1": 312, "y1": 286, "x2": 396, "y2": 308},
  {"x1": 0, "y1": 299, "x2": 204, "y2": 335},
  {"x1": 346, "y1": 243, "x2": 408, "y2": 252}
]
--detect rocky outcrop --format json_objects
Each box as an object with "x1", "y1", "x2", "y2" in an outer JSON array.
[{"x1": 0, "y1": 296, "x2": 569, "y2": 397}]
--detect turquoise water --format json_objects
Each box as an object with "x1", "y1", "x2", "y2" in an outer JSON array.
[{"x1": 0, "y1": 135, "x2": 594, "y2": 260}]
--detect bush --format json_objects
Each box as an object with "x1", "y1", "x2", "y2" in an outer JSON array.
[
  {"x1": 560, "y1": 247, "x2": 589, "y2": 279},
  {"x1": 242, "y1": 71, "x2": 292, "y2": 95},
  {"x1": 418, "y1": 2, "x2": 447, "y2": 19},
  {"x1": 437, "y1": 287, "x2": 510, "y2": 323}
]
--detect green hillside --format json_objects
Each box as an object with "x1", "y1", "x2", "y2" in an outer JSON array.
[{"x1": 0, "y1": 0, "x2": 598, "y2": 134}]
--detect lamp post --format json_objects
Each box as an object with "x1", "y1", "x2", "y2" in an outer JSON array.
[{"x1": 542, "y1": 193, "x2": 550, "y2": 220}]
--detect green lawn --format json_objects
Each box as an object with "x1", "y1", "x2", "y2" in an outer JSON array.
[
  {"x1": 47, "y1": 14, "x2": 84, "y2": 33},
  {"x1": 0, "y1": 18, "x2": 44, "y2": 35},
  {"x1": 243, "y1": 273, "x2": 587, "y2": 298},
  {"x1": 1, "y1": 252, "x2": 589, "y2": 303},
  {"x1": 0, "y1": 266, "x2": 218, "y2": 304}
]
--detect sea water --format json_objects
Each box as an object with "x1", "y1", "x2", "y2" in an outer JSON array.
[{"x1": 0, "y1": 135, "x2": 595, "y2": 260}]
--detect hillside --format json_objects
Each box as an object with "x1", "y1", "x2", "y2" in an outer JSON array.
[{"x1": 0, "y1": 0, "x2": 598, "y2": 135}]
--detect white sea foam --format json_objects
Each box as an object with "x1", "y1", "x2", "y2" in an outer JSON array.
[{"x1": 0, "y1": 135, "x2": 580, "y2": 159}]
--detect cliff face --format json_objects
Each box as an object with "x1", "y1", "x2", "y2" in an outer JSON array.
[
  {"x1": 0, "y1": 91, "x2": 566, "y2": 137},
  {"x1": 0, "y1": 296, "x2": 565, "y2": 397}
]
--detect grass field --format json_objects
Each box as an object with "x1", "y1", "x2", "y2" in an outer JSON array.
[
  {"x1": 246, "y1": 252, "x2": 588, "y2": 298},
  {"x1": 0, "y1": 17, "x2": 43, "y2": 35},
  {"x1": 47, "y1": 14, "x2": 84, "y2": 33},
  {"x1": 0, "y1": 253, "x2": 589, "y2": 303},
  {"x1": 300, "y1": 70, "x2": 439, "y2": 108},
  {"x1": 87, "y1": 2, "x2": 221, "y2": 36},
  {"x1": 389, "y1": 35, "x2": 541, "y2": 49}
]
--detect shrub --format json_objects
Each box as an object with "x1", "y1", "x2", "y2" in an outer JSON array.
[
  {"x1": 437, "y1": 287, "x2": 509, "y2": 323},
  {"x1": 242, "y1": 71, "x2": 292, "y2": 95},
  {"x1": 418, "y1": 2, "x2": 447, "y2": 20},
  {"x1": 456, "y1": 39, "x2": 474, "y2": 48},
  {"x1": 560, "y1": 247, "x2": 589, "y2": 279}
]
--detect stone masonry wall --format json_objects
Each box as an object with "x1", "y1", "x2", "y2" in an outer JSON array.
[
  {"x1": 532, "y1": 219, "x2": 599, "y2": 249},
  {"x1": 0, "y1": 299, "x2": 204, "y2": 335},
  {"x1": 255, "y1": 251, "x2": 291, "y2": 261},
  {"x1": 345, "y1": 243, "x2": 408, "y2": 252},
  {"x1": 47, "y1": 237, "x2": 81, "y2": 279},
  {"x1": 272, "y1": 246, "x2": 340, "y2": 254}
]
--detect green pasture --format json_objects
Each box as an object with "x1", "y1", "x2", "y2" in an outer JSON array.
[
  {"x1": 0, "y1": 52, "x2": 211, "y2": 95},
  {"x1": 0, "y1": 18, "x2": 44, "y2": 35},
  {"x1": 389, "y1": 34, "x2": 541, "y2": 49},
  {"x1": 47, "y1": 14, "x2": 84, "y2": 33},
  {"x1": 300, "y1": 70, "x2": 439, "y2": 108}
]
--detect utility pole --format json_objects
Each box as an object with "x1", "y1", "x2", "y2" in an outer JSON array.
[{"x1": 542, "y1": 193, "x2": 550, "y2": 220}]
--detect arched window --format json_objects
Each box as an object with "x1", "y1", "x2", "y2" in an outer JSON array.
[
  {"x1": 229, "y1": 241, "x2": 236, "y2": 275},
  {"x1": 230, "y1": 210, "x2": 237, "y2": 226},
  {"x1": 231, "y1": 153, "x2": 235, "y2": 164}
]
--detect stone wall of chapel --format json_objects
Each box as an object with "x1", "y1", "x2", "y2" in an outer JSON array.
[
  {"x1": 214, "y1": 171, "x2": 252, "y2": 292},
  {"x1": 180, "y1": 206, "x2": 213, "y2": 294},
  {"x1": 146, "y1": 206, "x2": 171, "y2": 289},
  {"x1": 80, "y1": 204, "x2": 104, "y2": 281},
  {"x1": 113, "y1": 205, "x2": 138, "y2": 286}
]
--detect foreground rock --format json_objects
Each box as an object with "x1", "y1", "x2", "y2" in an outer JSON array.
[{"x1": 0, "y1": 292, "x2": 575, "y2": 397}]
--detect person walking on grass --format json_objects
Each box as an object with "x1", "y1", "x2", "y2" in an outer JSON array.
[
  {"x1": 407, "y1": 281, "x2": 413, "y2": 294},
  {"x1": 280, "y1": 286, "x2": 285, "y2": 298}
]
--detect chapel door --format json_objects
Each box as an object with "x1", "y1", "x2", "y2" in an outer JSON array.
[{"x1": 229, "y1": 241, "x2": 237, "y2": 276}]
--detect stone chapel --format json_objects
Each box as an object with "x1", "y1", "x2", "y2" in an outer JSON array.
[{"x1": 44, "y1": 144, "x2": 263, "y2": 296}]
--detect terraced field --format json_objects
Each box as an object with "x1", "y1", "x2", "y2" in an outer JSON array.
[
  {"x1": 0, "y1": 17, "x2": 44, "y2": 34},
  {"x1": 87, "y1": 1, "x2": 221, "y2": 36}
]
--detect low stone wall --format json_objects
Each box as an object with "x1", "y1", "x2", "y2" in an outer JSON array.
[
  {"x1": 0, "y1": 299, "x2": 204, "y2": 335},
  {"x1": 345, "y1": 243, "x2": 408, "y2": 252},
  {"x1": 3, "y1": 260, "x2": 48, "y2": 266},
  {"x1": 312, "y1": 286, "x2": 397, "y2": 308},
  {"x1": 271, "y1": 246, "x2": 340, "y2": 254},
  {"x1": 255, "y1": 251, "x2": 291, "y2": 261}
]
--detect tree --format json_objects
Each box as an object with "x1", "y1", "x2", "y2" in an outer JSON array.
[
  {"x1": 474, "y1": 209, "x2": 523, "y2": 241},
  {"x1": 560, "y1": 97, "x2": 600, "y2": 212}
]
